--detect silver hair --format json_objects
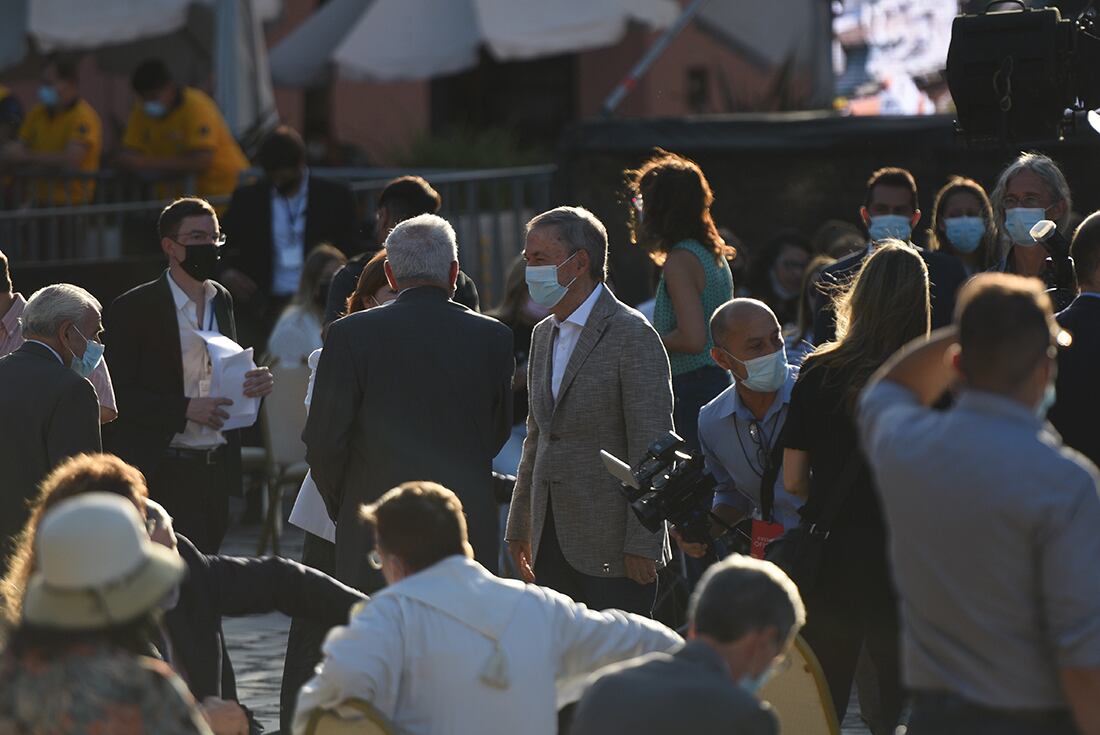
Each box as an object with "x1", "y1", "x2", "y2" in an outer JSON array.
[
  {"x1": 688, "y1": 554, "x2": 806, "y2": 649},
  {"x1": 991, "y1": 152, "x2": 1073, "y2": 255},
  {"x1": 383, "y1": 213, "x2": 458, "y2": 285},
  {"x1": 20, "y1": 284, "x2": 101, "y2": 338},
  {"x1": 526, "y1": 206, "x2": 608, "y2": 282}
]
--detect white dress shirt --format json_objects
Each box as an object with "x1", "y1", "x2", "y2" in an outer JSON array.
[
  {"x1": 266, "y1": 304, "x2": 323, "y2": 367},
  {"x1": 271, "y1": 173, "x2": 309, "y2": 297},
  {"x1": 294, "y1": 555, "x2": 682, "y2": 735},
  {"x1": 167, "y1": 273, "x2": 225, "y2": 449},
  {"x1": 551, "y1": 283, "x2": 603, "y2": 401}
]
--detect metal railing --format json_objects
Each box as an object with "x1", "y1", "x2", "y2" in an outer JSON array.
[{"x1": 0, "y1": 165, "x2": 555, "y2": 305}]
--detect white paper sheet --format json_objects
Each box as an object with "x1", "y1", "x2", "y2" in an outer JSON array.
[{"x1": 196, "y1": 330, "x2": 260, "y2": 431}]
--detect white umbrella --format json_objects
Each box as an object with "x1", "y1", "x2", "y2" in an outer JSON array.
[{"x1": 269, "y1": 0, "x2": 680, "y2": 86}]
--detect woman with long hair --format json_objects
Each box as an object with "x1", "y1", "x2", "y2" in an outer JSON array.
[
  {"x1": 0, "y1": 457, "x2": 209, "y2": 734},
  {"x1": 928, "y1": 176, "x2": 999, "y2": 274},
  {"x1": 781, "y1": 242, "x2": 931, "y2": 731},
  {"x1": 627, "y1": 149, "x2": 735, "y2": 449},
  {"x1": 345, "y1": 249, "x2": 396, "y2": 316},
  {"x1": 266, "y1": 243, "x2": 347, "y2": 365}
]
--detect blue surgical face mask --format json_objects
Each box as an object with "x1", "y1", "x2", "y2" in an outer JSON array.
[
  {"x1": 722, "y1": 346, "x2": 788, "y2": 393},
  {"x1": 38, "y1": 85, "x2": 59, "y2": 108},
  {"x1": 68, "y1": 324, "x2": 104, "y2": 378},
  {"x1": 525, "y1": 251, "x2": 579, "y2": 309},
  {"x1": 738, "y1": 665, "x2": 777, "y2": 695},
  {"x1": 1036, "y1": 381, "x2": 1056, "y2": 418},
  {"x1": 867, "y1": 214, "x2": 912, "y2": 243},
  {"x1": 1004, "y1": 207, "x2": 1048, "y2": 246},
  {"x1": 944, "y1": 216, "x2": 985, "y2": 254},
  {"x1": 143, "y1": 100, "x2": 168, "y2": 119}
]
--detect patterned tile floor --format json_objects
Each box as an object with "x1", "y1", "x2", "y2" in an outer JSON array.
[{"x1": 220, "y1": 523, "x2": 872, "y2": 734}]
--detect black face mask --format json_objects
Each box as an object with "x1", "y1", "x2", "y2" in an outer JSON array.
[
  {"x1": 180, "y1": 245, "x2": 220, "y2": 282},
  {"x1": 274, "y1": 175, "x2": 303, "y2": 196}
]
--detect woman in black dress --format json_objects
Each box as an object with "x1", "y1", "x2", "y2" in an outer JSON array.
[{"x1": 781, "y1": 241, "x2": 931, "y2": 732}]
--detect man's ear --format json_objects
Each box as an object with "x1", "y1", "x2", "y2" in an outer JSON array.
[
  {"x1": 910, "y1": 209, "x2": 922, "y2": 228},
  {"x1": 384, "y1": 260, "x2": 399, "y2": 291},
  {"x1": 449, "y1": 261, "x2": 460, "y2": 290},
  {"x1": 860, "y1": 206, "x2": 871, "y2": 227}
]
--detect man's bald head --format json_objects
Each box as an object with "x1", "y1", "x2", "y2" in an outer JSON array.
[{"x1": 710, "y1": 298, "x2": 777, "y2": 348}]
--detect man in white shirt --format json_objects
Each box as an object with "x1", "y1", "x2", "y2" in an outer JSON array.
[
  {"x1": 506, "y1": 206, "x2": 674, "y2": 615},
  {"x1": 104, "y1": 197, "x2": 274, "y2": 552},
  {"x1": 294, "y1": 481, "x2": 682, "y2": 735}
]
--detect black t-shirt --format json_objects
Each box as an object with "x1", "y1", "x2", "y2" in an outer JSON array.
[{"x1": 780, "y1": 361, "x2": 885, "y2": 540}]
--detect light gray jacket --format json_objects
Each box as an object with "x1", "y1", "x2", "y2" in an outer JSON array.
[{"x1": 506, "y1": 286, "x2": 673, "y2": 577}]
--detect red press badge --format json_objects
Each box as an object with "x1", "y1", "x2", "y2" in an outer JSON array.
[{"x1": 750, "y1": 520, "x2": 784, "y2": 559}]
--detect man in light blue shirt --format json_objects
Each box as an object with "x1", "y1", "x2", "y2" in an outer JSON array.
[
  {"x1": 675, "y1": 299, "x2": 802, "y2": 560},
  {"x1": 859, "y1": 273, "x2": 1100, "y2": 734}
]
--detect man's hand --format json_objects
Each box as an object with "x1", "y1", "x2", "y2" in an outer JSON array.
[
  {"x1": 199, "y1": 697, "x2": 249, "y2": 735},
  {"x1": 243, "y1": 367, "x2": 274, "y2": 398},
  {"x1": 186, "y1": 397, "x2": 233, "y2": 429},
  {"x1": 220, "y1": 268, "x2": 259, "y2": 302},
  {"x1": 508, "y1": 540, "x2": 536, "y2": 583},
  {"x1": 624, "y1": 554, "x2": 658, "y2": 586},
  {"x1": 669, "y1": 527, "x2": 709, "y2": 559}
]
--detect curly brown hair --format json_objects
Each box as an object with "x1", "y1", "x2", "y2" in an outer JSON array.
[{"x1": 626, "y1": 148, "x2": 735, "y2": 266}]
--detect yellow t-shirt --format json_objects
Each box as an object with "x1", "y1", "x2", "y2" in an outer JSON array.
[
  {"x1": 122, "y1": 87, "x2": 249, "y2": 201},
  {"x1": 18, "y1": 99, "x2": 102, "y2": 205}
]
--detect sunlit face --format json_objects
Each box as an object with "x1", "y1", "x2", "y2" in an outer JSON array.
[
  {"x1": 1001, "y1": 168, "x2": 1064, "y2": 220},
  {"x1": 362, "y1": 283, "x2": 398, "y2": 311}
]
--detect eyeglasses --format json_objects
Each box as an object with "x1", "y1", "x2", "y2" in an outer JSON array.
[
  {"x1": 1001, "y1": 195, "x2": 1048, "y2": 210},
  {"x1": 367, "y1": 549, "x2": 384, "y2": 570},
  {"x1": 171, "y1": 232, "x2": 227, "y2": 248}
]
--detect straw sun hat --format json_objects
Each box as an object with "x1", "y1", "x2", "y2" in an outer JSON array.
[{"x1": 22, "y1": 493, "x2": 184, "y2": 630}]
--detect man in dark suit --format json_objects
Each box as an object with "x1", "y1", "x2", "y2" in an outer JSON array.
[
  {"x1": 570, "y1": 556, "x2": 804, "y2": 735},
  {"x1": 0, "y1": 284, "x2": 102, "y2": 567},
  {"x1": 1051, "y1": 211, "x2": 1100, "y2": 468},
  {"x1": 322, "y1": 175, "x2": 479, "y2": 327},
  {"x1": 813, "y1": 167, "x2": 968, "y2": 344},
  {"x1": 221, "y1": 125, "x2": 359, "y2": 345},
  {"x1": 104, "y1": 197, "x2": 274, "y2": 552},
  {"x1": 304, "y1": 213, "x2": 513, "y2": 592},
  {"x1": 139, "y1": 500, "x2": 366, "y2": 735}
]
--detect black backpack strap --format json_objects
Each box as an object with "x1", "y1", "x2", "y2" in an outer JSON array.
[{"x1": 759, "y1": 439, "x2": 785, "y2": 523}]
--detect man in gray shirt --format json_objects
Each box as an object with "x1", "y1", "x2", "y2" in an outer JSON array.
[{"x1": 859, "y1": 273, "x2": 1100, "y2": 734}]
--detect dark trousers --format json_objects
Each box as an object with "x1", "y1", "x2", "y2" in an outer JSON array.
[
  {"x1": 150, "y1": 451, "x2": 231, "y2": 553},
  {"x1": 280, "y1": 530, "x2": 337, "y2": 734},
  {"x1": 800, "y1": 536, "x2": 903, "y2": 734},
  {"x1": 671, "y1": 365, "x2": 730, "y2": 450},
  {"x1": 909, "y1": 692, "x2": 1078, "y2": 735},
  {"x1": 534, "y1": 502, "x2": 656, "y2": 616}
]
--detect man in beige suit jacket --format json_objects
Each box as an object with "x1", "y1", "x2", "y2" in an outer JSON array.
[{"x1": 506, "y1": 206, "x2": 674, "y2": 615}]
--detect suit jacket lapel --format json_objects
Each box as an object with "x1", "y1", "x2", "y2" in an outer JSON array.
[
  {"x1": 157, "y1": 272, "x2": 185, "y2": 391},
  {"x1": 212, "y1": 290, "x2": 231, "y2": 338},
  {"x1": 553, "y1": 288, "x2": 615, "y2": 411}
]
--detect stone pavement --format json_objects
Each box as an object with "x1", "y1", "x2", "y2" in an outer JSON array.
[{"x1": 219, "y1": 523, "x2": 872, "y2": 735}]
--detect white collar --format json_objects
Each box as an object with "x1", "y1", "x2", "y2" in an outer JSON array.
[
  {"x1": 554, "y1": 283, "x2": 603, "y2": 330},
  {"x1": 167, "y1": 270, "x2": 216, "y2": 312},
  {"x1": 25, "y1": 339, "x2": 64, "y2": 365}
]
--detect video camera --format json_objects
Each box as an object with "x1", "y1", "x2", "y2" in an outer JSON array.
[{"x1": 601, "y1": 432, "x2": 723, "y2": 546}]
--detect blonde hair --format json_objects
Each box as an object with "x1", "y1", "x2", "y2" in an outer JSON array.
[{"x1": 808, "y1": 241, "x2": 930, "y2": 409}]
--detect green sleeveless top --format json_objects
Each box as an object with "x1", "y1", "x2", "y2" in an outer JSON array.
[{"x1": 653, "y1": 239, "x2": 734, "y2": 376}]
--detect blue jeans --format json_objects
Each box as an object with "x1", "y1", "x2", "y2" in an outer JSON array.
[
  {"x1": 908, "y1": 692, "x2": 1078, "y2": 735},
  {"x1": 671, "y1": 365, "x2": 730, "y2": 451}
]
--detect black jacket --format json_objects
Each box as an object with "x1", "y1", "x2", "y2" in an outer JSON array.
[
  {"x1": 812, "y1": 243, "x2": 968, "y2": 344},
  {"x1": 164, "y1": 535, "x2": 366, "y2": 730},
  {"x1": 103, "y1": 271, "x2": 241, "y2": 486},
  {"x1": 222, "y1": 176, "x2": 359, "y2": 293},
  {"x1": 1052, "y1": 295, "x2": 1100, "y2": 469},
  {"x1": 0, "y1": 342, "x2": 100, "y2": 568},
  {"x1": 304, "y1": 286, "x2": 513, "y2": 591}
]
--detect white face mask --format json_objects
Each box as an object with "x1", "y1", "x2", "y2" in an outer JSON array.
[
  {"x1": 722, "y1": 346, "x2": 788, "y2": 393},
  {"x1": 1004, "y1": 207, "x2": 1048, "y2": 246},
  {"x1": 525, "y1": 251, "x2": 579, "y2": 309}
]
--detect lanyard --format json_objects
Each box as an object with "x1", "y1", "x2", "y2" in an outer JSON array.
[{"x1": 281, "y1": 193, "x2": 306, "y2": 233}]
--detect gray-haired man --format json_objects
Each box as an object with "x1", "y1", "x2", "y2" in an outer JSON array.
[
  {"x1": 570, "y1": 555, "x2": 804, "y2": 735},
  {"x1": 0, "y1": 283, "x2": 103, "y2": 568},
  {"x1": 506, "y1": 206, "x2": 674, "y2": 616},
  {"x1": 304, "y1": 213, "x2": 514, "y2": 592}
]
